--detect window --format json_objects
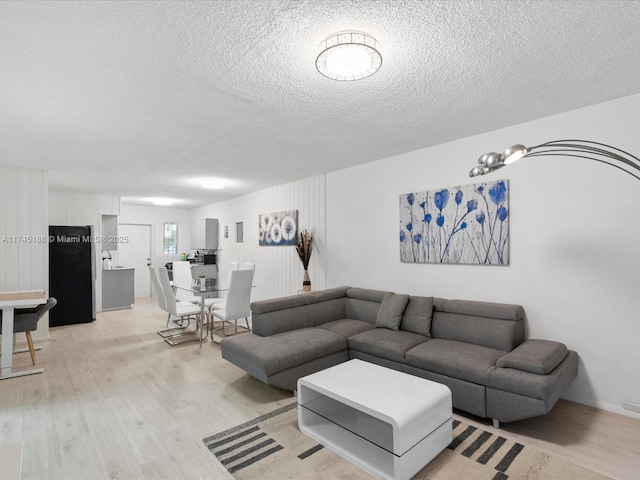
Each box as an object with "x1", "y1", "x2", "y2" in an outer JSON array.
[{"x1": 163, "y1": 222, "x2": 178, "y2": 254}]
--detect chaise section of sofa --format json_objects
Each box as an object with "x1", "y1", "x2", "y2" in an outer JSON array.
[
  {"x1": 220, "y1": 287, "x2": 579, "y2": 424},
  {"x1": 221, "y1": 286, "x2": 384, "y2": 390}
]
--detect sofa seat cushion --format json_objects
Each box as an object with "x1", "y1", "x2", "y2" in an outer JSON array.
[
  {"x1": 317, "y1": 319, "x2": 375, "y2": 338},
  {"x1": 348, "y1": 329, "x2": 429, "y2": 363},
  {"x1": 405, "y1": 339, "x2": 506, "y2": 385},
  {"x1": 220, "y1": 328, "x2": 346, "y2": 376}
]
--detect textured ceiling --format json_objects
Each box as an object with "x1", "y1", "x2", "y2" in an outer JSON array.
[{"x1": 1, "y1": 0, "x2": 640, "y2": 207}]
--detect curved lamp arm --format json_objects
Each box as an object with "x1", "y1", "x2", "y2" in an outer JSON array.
[{"x1": 468, "y1": 140, "x2": 640, "y2": 182}]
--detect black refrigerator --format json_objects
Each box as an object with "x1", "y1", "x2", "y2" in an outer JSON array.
[{"x1": 49, "y1": 225, "x2": 96, "y2": 326}]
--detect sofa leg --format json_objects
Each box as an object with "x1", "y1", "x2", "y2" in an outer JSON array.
[{"x1": 492, "y1": 419, "x2": 500, "y2": 429}]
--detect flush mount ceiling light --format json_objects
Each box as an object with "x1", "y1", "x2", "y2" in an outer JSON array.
[
  {"x1": 201, "y1": 181, "x2": 225, "y2": 190},
  {"x1": 316, "y1": 31, "x2": 382, "y2": 81},
  {"x1": 152, "y1": 198, "x2": 175, "y2": 206}
]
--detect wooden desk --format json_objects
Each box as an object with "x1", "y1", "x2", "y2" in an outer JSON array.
[{"x1": 0, "y1": 290, "x2": 46, "y2": 380}]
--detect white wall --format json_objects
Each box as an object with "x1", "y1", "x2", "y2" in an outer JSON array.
[
  {"x1": 191, "y1": 175, "x2": 326, "y2": 303},
  {"x1": 0, "y1": 166, "x2": 48, "y2": 340},
  {"x1": 326, "y1": 93, "x2": 640, "y2": 418},
  {"x1": 49, "y1": 191, "x2": 121, "y2": 313},
  {"x1": 118, "y1": 204, "x2": 192, "y2": 270}
]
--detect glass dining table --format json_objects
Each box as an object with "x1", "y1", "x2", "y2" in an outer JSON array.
[{"x1": 172, "y1": 281, "x2": 227, "y2": 348}]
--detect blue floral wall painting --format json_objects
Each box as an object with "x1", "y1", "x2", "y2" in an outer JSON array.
[
  {"x1": 259, "y1": 210, "x2": 298, "y2": 246},
  {"x1": 399, "y1": 180, "x2": 509, "y2": 265}
]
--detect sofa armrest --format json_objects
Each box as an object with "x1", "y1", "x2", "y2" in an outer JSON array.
[{"x1": 497, "y1": 339, "x2": 568, "y2": 375}]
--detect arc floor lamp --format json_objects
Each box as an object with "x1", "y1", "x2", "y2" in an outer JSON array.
[{"x1": 468, "y1": 140, "x2": 640, "y2": 181}]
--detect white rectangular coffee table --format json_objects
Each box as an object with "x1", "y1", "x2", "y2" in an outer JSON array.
[{"x1": 297, "y1": 359, "x2": 452, "y2": 480}]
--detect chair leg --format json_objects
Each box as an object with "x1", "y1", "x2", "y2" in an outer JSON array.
[
  {"x1": 166, "y1": 313, "x2": 185, "y2": 328},
  {"x1": 25, "y1": 331, "x2": 36, "y2": 365}
]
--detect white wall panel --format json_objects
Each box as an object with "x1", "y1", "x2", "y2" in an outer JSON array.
[
  {"x1": 30, "y1": 170, "x2": 45, "y2": 291},
  {"x1": 0, "y1": 165, "x2": 49, "y2": 340},
  {"x1": 0, "y1": 167, "x2": 5, "y2": 293},
  {"x1": 190, "y1": 174, "x2": 326, "y2": 304},
  {"x1": 3, "y1": 167, "x2": 19, "y2": 292},
  {"x1": 18, "y1": 169, "x2": 31, "y2": 291}
]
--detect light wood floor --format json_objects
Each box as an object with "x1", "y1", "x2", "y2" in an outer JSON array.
[{"x1": 1, "y1": 297, "x2": 639, "y2": 480}]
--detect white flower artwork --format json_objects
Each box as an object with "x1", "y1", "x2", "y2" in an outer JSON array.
[{"x1": 259, "y1": 210, "x2": 298, "y2": 246}]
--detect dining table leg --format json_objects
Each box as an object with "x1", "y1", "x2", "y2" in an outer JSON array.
[
  {"x1": 0, "y1": 307, "x2": 14, "y2": 377},
  {"x1": 199, "y1": 292, "x2": 206, "y2": 348}
]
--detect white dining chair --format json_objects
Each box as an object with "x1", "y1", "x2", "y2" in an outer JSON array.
[
  {"x1": 211, "y1": 269, "x2": 254, "y2": 337},
  {"x1": 172, "y1": 261, "x2": 199, "y2": 303},
  {"x1": 209, "y1": 262, "x2": 254, "y2": 314},
  {"x1": 150, "y1": 266, "x2": 179, "y2": 333},
  {"x1": 156, "y1": 267, "x2": 204, "y2": 345},
  {"x1": 150, "y1": 266, "x2": 192, "y2": 337},
  {"x1": 242, "y1": 262, "x2": 255, "y2": 272},
  {"x1": 195, "y1": 261, "x2": 239, "y2": 313}
]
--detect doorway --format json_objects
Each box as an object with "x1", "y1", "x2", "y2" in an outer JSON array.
[{"x1": 118, "y1": 224, "x2": 152, "y2": 297}]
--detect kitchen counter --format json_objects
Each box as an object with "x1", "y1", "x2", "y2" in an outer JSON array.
[{"x1": 102, "y1": 267, "x2": 134, "y2": 311}]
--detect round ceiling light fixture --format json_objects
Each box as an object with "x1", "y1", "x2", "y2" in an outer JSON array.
[
  {"x1": 201, "y1": 181, "x2": 225, "y2": 190},
  {"x1": 316, "y1": 31, "x2": 382, "y2": 81},
  {"x1": 152, "y1": 198, "x2": 175, "y2": 206}
]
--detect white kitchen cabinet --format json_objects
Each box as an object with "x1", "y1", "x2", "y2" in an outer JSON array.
[
  {"x1": 102, "y1": 215, "x2": 118, "y2": 250},
  {"x1": 190, "y1": 218, "x2": 218, "y2": 250},
  {"x1": 102, "y1": 268, "x2": 134, "y2": 311}
]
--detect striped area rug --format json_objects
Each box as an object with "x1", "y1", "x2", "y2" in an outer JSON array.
[{"x1": 203, "y1": 403, "x2": 609, "y2": 480}]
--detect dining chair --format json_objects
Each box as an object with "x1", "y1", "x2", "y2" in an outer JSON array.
[
  {"x1": 208, "y1": 262, "x2": 254, "y2": 313},
  {"x1": 150, "y1": 266, "x2": 180, "y2": 336},
  {"x1": 172, "y1": 261, "x2": 199, "y2": 303},
  {"x1": 156, "y1": 266, "x2": 205, "y2": 345},
  {"x1": 0, "y1": 297, "x2": 57, "y2": 365},
  {"x1": 195, "y1": 261, "x2": 239, "y2": 312},
  {"x1": 149, "y1": 266, "x2": 195, "y2": 339},
  {"x1": 242, "y1": 262, "x2": 255, "y2": 272},
  {"x1": 210, "y1": 269, "x2": 254, "y2": 337}
]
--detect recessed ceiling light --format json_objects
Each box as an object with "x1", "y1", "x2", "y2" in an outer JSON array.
[
  {"x1": 201, "y1": 181, "x2": 225, "y2": 189},
  {"x1": 316, "y1": 31, "x2": 382, "y2": 81},
  {"x1": 152, "y1": 198, "x2": 175, "y2": 206}
]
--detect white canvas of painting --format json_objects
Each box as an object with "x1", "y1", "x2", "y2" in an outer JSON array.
[
  {"x1": 259, "y1": 210, "x2": 298, "y2": 246},
  {"x1": 399, "y1": 180, "x2": 509, "y2": 265}
]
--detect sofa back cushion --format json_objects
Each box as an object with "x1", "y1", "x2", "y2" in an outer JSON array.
[
  {"x1": 306, "y1": 286, "x2": 351, "y2": 304},
  {"x1": 400, "y1": 295, "x2": 434, "y2": 337},
  {"x1": 345, "y1": 288, "x2": 390, "y2": 324},
  {"x1": 251, "y1": 304, "x2": 314, "y2": 336},
  {"x1": 431, "y1": 299, "x2": 525, "y2": 351},
  {"x1": 251, "y1": 286, "x2": 349, "y2": 336},
  {"x1": 375, "y1": 293, "x2": 409, "y2": 330}
]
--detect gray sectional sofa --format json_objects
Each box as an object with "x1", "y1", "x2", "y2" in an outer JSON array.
[{"x1": 220, "y1": 286, "x2": 578, "y2": 425}]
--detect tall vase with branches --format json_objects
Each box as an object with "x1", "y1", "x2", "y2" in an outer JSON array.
[{"x1": 296, "y1": 230, "x2": 313, "y2": 292}]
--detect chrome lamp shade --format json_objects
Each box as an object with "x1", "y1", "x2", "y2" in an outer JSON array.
[{"x1": 468, "y1": 140, "x2": 640, "y2": 181}]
